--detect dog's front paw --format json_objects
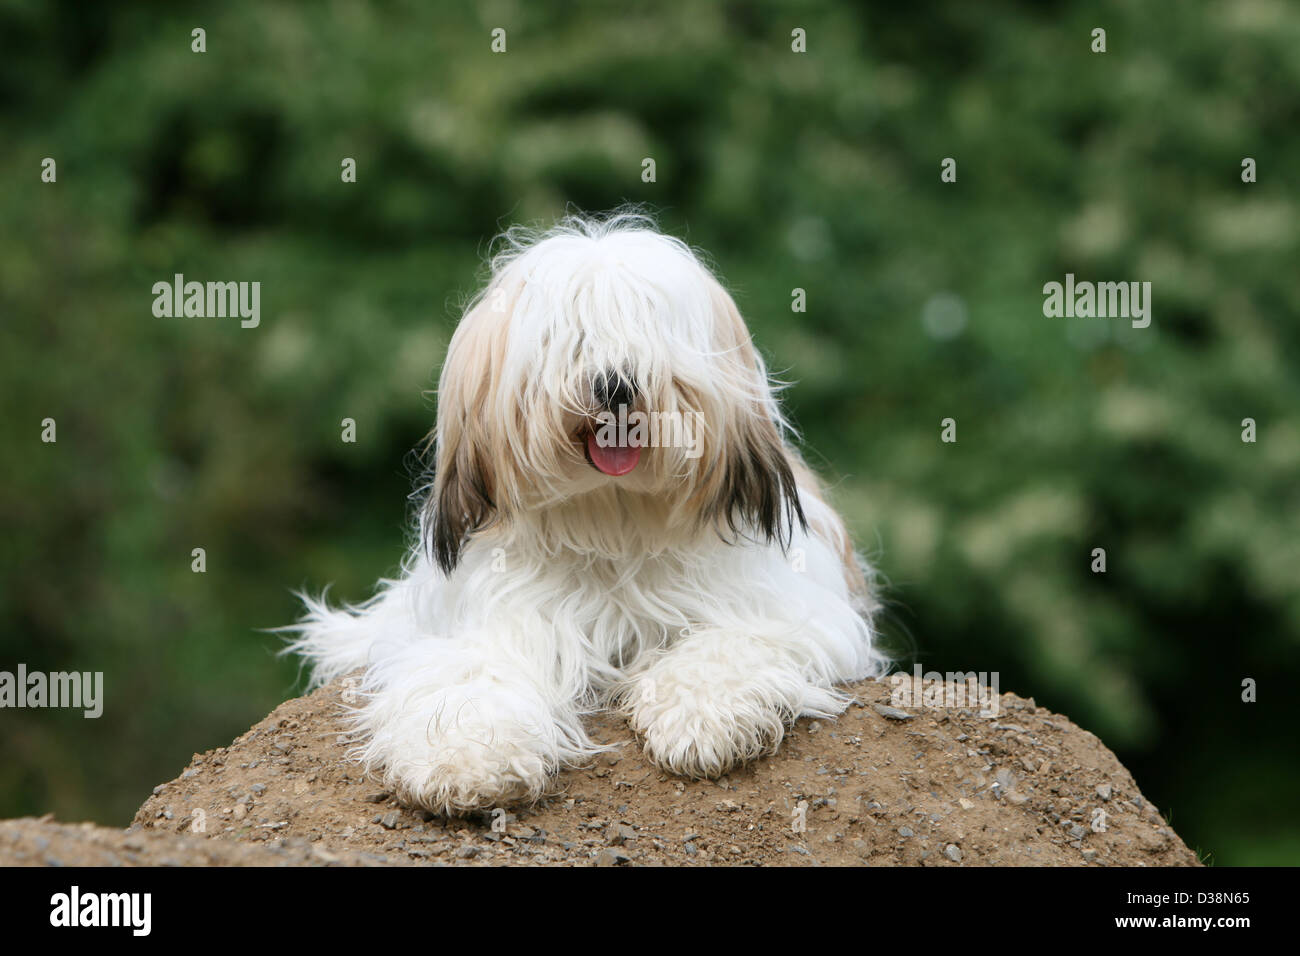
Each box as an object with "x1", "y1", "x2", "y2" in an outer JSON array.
[
  {"x1": 386, "y1": 731, "x2": 549, "y2": 816},
  {"x1": 357, "y1": 684, "x2": 560, "y2": 815},
  {"x1": 631, "y1": 688, "x2": 782, "y2": 779},
  {"x1": 623, "y1": 674, "x2": 786, "y2": 779},
  {"x1": 624, "y1": 638, "x2": 850, "y2": 779}
]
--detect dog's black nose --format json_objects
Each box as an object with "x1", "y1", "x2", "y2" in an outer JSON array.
[{"x1": 594, "y1": 370, "x2": 636, "y2": 411}]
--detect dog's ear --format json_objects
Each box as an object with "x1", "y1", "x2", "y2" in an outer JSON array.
[
  {"x1": 421, "y1": 296, "x2": 506, "y2": 574},
  {"x1": 703, "y1": 282, "x2": 808, "y2": 549},
  {"x1": 424, "y1": 438, "x2": 495, "y2": 575},
  {"x1": 713, "y1": 410, "x2": 806, "y2": 549}
]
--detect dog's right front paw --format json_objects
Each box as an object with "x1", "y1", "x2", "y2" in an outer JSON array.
[
  {"x1": 387, "y1": 742, "x2": 548, "y2": 816},
  {"x1": 357, "y1": 686, "x2": 561, "y2": 816}
]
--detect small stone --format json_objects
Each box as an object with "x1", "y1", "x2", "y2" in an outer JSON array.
[
  {"x1": 872, "y1": 703, "x2": 914, "y2": 721},
  {"x1": 957, "y1": 798, "x2": 974, "y2": 810},
  {"x1": 595, "y1": 847, "x2": 631, "y2": 867},
  {"x1": 249, "y1": 784, "x2": 266, "y2": 795},
  {"x1": 1069, "y1": 824, "x2": 1088, "y2": 840},
  {"x1": 377, "y1": 811, "x2": 401, "y2": 830},
  {"x1": 1096, "y1": 783, "x2": 1113, "y2": 801},
  {"x1": 363, "y1": 791, "x2": 390, "y2": 804},
  {"x1": 944, "y1": 844, "x2": 963, "y2": 862},
  {"x1": 898, "y1": 826, "x2": 914, "y2": 838},
  {"x1": 1082, "y1": 848, "x2": 1098, "y2": 863},
  {"x1": 454, "y1": 845, "x2": 479, "y2": 859},
  {"x1": 607, "y1": 823, "x2": 637, "y2": 846}
]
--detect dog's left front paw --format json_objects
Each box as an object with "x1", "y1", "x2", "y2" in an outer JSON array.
[
  {"x1": 623, "y1": 637, "x2": 851, "y2": 778},
  {"x1": 624, "y1": 671, "x2": 788, "y2": 779}
]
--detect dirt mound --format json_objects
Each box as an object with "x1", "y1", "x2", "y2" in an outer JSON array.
[
  {"x1": 1, "y1": 676, "x2": 1198, "y2": 866},
  {"x1": 0, "y1": 815, "x2": 403, "y2": 867}
]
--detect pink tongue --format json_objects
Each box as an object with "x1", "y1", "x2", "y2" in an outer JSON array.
[{"x1": 587, "y1": 432, "x2": 642, "y2": 476}]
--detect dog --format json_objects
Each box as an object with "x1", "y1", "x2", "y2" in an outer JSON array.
[{"x1": 287, "y1": 211, "x2": 886, "y2": 814}]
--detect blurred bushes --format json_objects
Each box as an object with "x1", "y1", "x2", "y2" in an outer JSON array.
[{"x1": 0, "y1": 0, "x2": 1296, "y2": 863}]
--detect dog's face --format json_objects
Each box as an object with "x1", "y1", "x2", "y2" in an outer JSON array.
[{"x1": 425, "y1": 217, "x2": 805, "y2": 572}]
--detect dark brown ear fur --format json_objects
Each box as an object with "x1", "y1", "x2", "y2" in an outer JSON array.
[
  {"x1": 423, "y1": 443, "x2": 495, "y2": 575},
  {"x1": 712, "y1": 416, "x2": 807, "y2": 549},
  {"x1": 419, "y1": 291, "x2": 509, "y2": 575},
  {"x1": 702, "y1": 280, "x2": 807, "y2": 549}
]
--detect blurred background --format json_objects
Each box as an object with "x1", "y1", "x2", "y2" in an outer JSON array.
[{"x1": 1, "y1": 0, "x2": 1297, "y2": 864}]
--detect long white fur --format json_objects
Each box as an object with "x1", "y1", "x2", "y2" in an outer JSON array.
[{"x1": 284, "y1": 212, "x2": 886, "y2": 815}]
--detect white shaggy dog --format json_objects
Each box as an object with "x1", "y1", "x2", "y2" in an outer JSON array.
[{"x1": 287, "y1": 212, "x2": 885, "y2": 814}]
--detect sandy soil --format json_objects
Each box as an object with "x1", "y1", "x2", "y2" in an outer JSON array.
[{"x1": 1, "y1": 676, "x2": 1198, "y2": 866}]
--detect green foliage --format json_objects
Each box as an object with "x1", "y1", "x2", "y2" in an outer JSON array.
[{"x1": 1, "y1": 1, "x2": 1296, "y2": 863}]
